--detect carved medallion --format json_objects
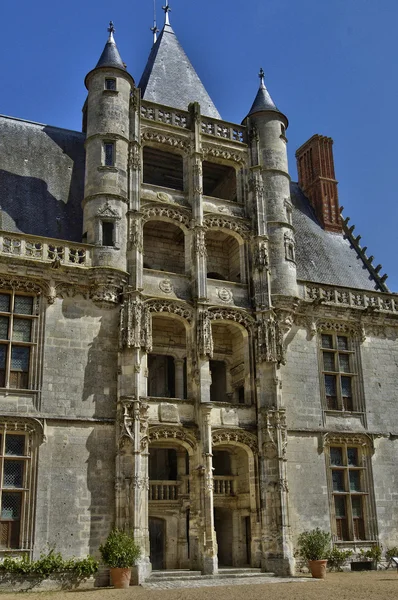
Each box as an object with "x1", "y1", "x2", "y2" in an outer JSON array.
[
  {"x1": 217, "y1": 287, "x2": 233, "y2": 303},
  {"x1": 159, "y1": 279, "x2": 173, "y2": 294}
]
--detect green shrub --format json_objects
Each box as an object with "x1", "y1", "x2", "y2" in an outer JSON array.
[
  {"x1": 99, "y1": 529, "x2": 141, "y2": 568},
  {"x1": 359, "y1": 545, "x2": 383, "y2": 564},
  {"x1": 0, "y1": 550, "x2": 99, "y2": 579},
  {"x1": 326, "y1": 547, "x2": 353, "y2": 571},
  {"x1": 296, "y1": 528, "x2": 331, "y2": 561},
  {"x1": 385, "y1": 546, "x2": 398, "y2": 566}
]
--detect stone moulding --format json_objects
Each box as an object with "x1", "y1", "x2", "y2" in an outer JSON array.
[
  {"x1": 141, "y1": 128, "x2": 190, "y2": 153},
  {"x1": 141, "y1": 204, "x2": 191, "y2": 229},
  {"x1": 207, "y1": 306, "x2": 255, "y2": 332},
  {"x1": 204, "y1": 215, "x2": 251, "y2": 239},
  {"x1": 148, "y1": 425, "x2": 198, "y2": 449},
  {"x1": 145, "y1": 298, "x2": 194, "y2": 324},
  {"x1": 212, "y1": 428, "x2": 258, "y2": 453}
]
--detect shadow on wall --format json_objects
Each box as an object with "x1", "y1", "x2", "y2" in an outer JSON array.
[{"x1": 0, "y1": 169, "x2": 83, "y2": 241}]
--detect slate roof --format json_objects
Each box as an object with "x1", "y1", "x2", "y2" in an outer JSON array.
[
  {"x1": 290, "y1": 182, "x2": 380, "y2": 291},
  {"x1": 248, "y1": 79, "x2": 279, "y2": 116},
  {"x1": 138, "y1": 24, "x2": 221, "y2": 119},
  {"x1": 95, "y1": 34, "x2": 126, "y2": 70},
  {"x1": 0, "y1": 115, "x2": 84, "y2": 242}
]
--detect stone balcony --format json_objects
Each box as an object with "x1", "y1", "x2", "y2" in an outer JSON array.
[
  {"x1": 207, "y1": 279, "x2": 249, "y2": 309},
  {"x1": 0, "y1": 230, "x2": 92, "y2": 268},
  {"x1": 143, "y1": 269, "x2": 191, "y2": 301}
]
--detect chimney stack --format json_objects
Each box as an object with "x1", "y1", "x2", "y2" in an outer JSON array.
[{"x1": 295, "y1": 135, "x2": 341, "y2": 232}]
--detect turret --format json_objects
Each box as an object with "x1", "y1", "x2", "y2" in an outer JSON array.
[
  {"x1": 244, "y1": 69, "x2": 297, "y2": 297},
  {"x1": 83, "y1": 22, "x2": 135, "y2": 271}
]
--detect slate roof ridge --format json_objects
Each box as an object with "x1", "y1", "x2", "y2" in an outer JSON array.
[
  {"x1": 0, "y1": 114, "x2": 85, "y2": 137},
  {"x1": 138, "y1": 23, "x2": 221, "y2": 119}
]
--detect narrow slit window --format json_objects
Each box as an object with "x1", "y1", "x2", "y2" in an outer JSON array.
[{"x1": 104, "y1": 142, "x2": 115, "y2": 167}]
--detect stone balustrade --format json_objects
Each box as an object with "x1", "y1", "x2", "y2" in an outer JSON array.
[
  {"x1": 0, "y1": 231, "x2": 92, "y2": 268},
  {"x1": 149, "y1": 480, "x2": 180, "y2": 501},
  {"x1": 213, "y1": 476, "x2": 236, "y2": 495},
  {"x1": 140, "y1": 100, "x2": 247, "y2": 144},
  {"x1": 301, "y1": 282, "x2": 398, "y2": 314}
]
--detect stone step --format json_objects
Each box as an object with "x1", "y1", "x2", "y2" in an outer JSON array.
[
  {"x1": 147, "y1": 569, "x2": 274, "y2": 582},
  {"x1": 150, "y1": 570, "x2": 202, "y2": 579},
  {"x1": 218, "y1": 568, "x2": 262, "y2": 575}
]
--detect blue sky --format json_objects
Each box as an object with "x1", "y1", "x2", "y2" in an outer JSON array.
[{"x1": 2, "y1": 0, "x2": 398, "y2": 291}]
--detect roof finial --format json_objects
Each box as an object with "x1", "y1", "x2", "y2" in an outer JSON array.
[
  {"x1": 108, "y1": 21, "x2": 115, "y2": 43},
  {"x1": 259, "y1": 67, "x2": 265, "y2": 87},
  {"x1": 162, "y1": 0, "x2": 171, "y2": 26},
  {"x1": 150, "y1": 0, "x2": 159, "y2": 43}
]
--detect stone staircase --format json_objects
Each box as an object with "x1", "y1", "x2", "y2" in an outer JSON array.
[{"x1": 143, "y1": 567, "x2": 276, "y2": 588}]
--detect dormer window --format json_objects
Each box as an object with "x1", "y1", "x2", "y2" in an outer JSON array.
[{"x1": 105, "y1": 78, "x2": 116, "y2": 91}]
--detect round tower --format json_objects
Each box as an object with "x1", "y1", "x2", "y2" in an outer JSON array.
[
  {"x1": 245, "y1": 69, "x2": 297, "y2": 297},
  {"x1": 83, "y1": 22, "x2": 135, "y2": 271}
]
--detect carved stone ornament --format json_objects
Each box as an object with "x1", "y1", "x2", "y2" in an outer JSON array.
[
  {"x1": 0, "y1": 276, "x2": 43, "y2": 297},
  {"x1": 129, "y1": 216, "x2": 143, "y2": 252},
  {"x1": 284, "y1": 231, "x2": 295, "y2": 262},
  {"x1": 208, "y1": 307, "x2": 254, "y2": 332},
  {"x1": 193, "y1": 162, "x2": 203, "y2": 196},
  {"x1": 128, "y1": 142, "x2": 141, "y2": 170},
  {"x1": 217, "y1": 287, "x2": 233, "y2": 303},
  {"x1": 322, "y1": 432, "x2": 372, "y2": 449},
  {"x1": 212, "y1": 429, "x2": 258, "y2": 453},
  {"x1": 149, "y1": 426, "x2": 197, "y2": 449},
  {"x1": 142, "y1": 205, "x2": 191, "y2": 229},
  {"x1": 97, "y1": 202, "x2": 121, "y2": 220},
  {"x1": 159, "y1": 279, "x2": 174, "y2": 294},
  {"x1": 261, "y1": 408, "x2": 287, "y2": 460},
  {"x1": 253, "y1": 240, "x2": 269, "y2": 270},
  {"x1": 317, "y1": 320, "x2": 366, "y2": 342},
  {"x1": 202, "y1": 144, "x2": 246, "y2": 166},
  {"x1": 194, "y1": 227, "x2": 207, "y2": 258},
  {"x1": 204, "y1": 216, "x2": 250, "y2": 239},
  {"x1": 256, "y1": 311, "x2": 292, "y2": 365},
  {"x1": 146, "y1": 299, "x2": 194, "y2": 324},
  {"x1": 197, "y1": 310, "x2": 213, "y2": 358},
  {"x1": 142, "y1": 129, "x2": 190, "y2": 153},
  {"x1": 0, "y1": 417, "x2": 47, "y2": 447},
  {"x1": 90, "y1": 284, "x2": 120, "y2": 307},
  {"x1": 120, "y1": 296, "x2": 152, "y2": 351}
]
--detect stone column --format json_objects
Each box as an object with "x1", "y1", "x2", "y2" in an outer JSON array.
[
  {"x1": 175, "y1": 358, "x2": 185, "y2": 399},
  {"x1": 200, "y1": 404, "x2": 218, "y2": 574}
]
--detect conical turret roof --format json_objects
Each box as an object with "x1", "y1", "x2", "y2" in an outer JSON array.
[
  {"x1": 248, "y1": 68, "x2": 279, "y2": 116},
  {"x1": 138, "y1": 20, "x2": 221, "y2": 119},
  {"x1": 95, "y1": 22, "x2": 126, "y2": 70}
]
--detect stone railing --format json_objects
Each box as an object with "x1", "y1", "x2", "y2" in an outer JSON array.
[
  {"x1": 149, "y1": 480, "x2": 180, "y2": 501},
  {"x1": 140, "y1": 100, "x2": 247, "y2": 144},
  {"x1": 0, "y1": 231, "x2": 92, "y2": 267},
  {"x1": 141, "y1": 101, "x2": 190, "y2": 129},
  {"x1": 302, "y1": 282, "x2": 398, "y2": 314},
  {"x1": 201, "y1": 118, "x2": 246, "y2": 144},
  {"x1": 213, "y1": 476, "x2": 236, "y2": 495}
]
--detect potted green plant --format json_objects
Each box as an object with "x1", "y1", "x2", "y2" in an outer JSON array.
[
  {"x1": 99, "y1": 529, "x2": 141, "y2": 589},
  {"x1": 296, "y1": 528, "x2": 331, "y2": 579}
]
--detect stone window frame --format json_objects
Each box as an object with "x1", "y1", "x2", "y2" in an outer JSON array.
[
  {"x1": 0, "y1": 421, "x2": 41, "y2": 552},
  {"x1": 96, "y1": 204, "x2": 121, "y2": 249},
  {"x1": 0, "y1": 292, "x2": 40, "y2": 391},
  {"x1": 317, "y1": 324, "x2": 365, "y2": 415},
  {"x1": 324, "y1": 434, "x2": 378, "y2": 544},
  {"x1": 104, "y1": 77, "x2": 117, "y2": 92},
  {"x1": 103, "y1": 141, "x2": 115, "y2": 167}
]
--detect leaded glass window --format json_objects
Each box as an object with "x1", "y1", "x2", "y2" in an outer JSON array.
[
  {"x1": 320, "y1": 333, "x2": 356, "y2": 411},
  {"x1": 0, "y1": 292, "x2": 36, "y2": 389}
]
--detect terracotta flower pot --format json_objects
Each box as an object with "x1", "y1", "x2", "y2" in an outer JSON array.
[
  {"x1": 110, "y1": 567, "x2": 132, "y2": 589},
  {"x1": 308, "y1": 559, "x2": 327, "y2": 579}
]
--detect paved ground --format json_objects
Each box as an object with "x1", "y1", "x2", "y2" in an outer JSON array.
[
  {"x1": 0, "y1": 570, "x2": 397, "y2": 599},
  {"x1": 142, "y1": 574, "x2": 314, "y2": 589}
]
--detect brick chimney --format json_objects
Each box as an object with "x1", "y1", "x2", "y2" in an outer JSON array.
[{"x1": 295, "y1": 135, "x2": 341, "y2": 232}]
